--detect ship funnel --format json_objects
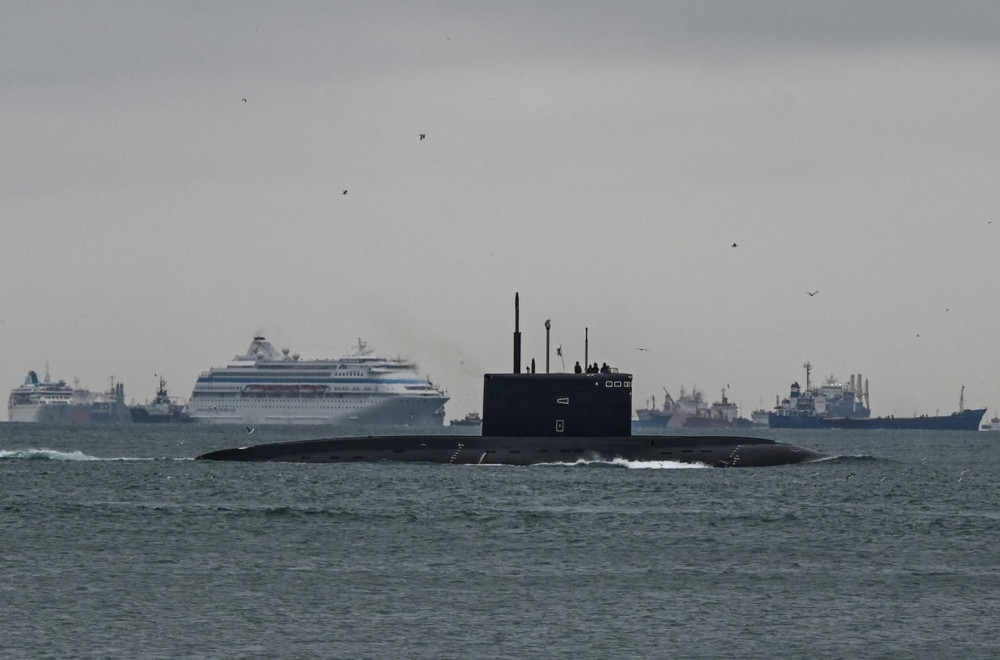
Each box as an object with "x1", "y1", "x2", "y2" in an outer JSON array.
[{"x1": 513, "y1": 293, "x2": 521, "y2": 374}]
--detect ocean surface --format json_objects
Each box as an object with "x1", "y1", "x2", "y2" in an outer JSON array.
[{"x1": 2, "y1": 423, "x2": 999, "y2": 659}]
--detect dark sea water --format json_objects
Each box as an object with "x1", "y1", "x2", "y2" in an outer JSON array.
[{"x1": 2, "y1": 423, "x2": 999, "y2": 659}]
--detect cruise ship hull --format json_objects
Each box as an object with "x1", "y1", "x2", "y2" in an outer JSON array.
[
  {"x1": 197, "y1": 434, "x2": 824, "y2": 468},
  {"x1": 9, "y1": 402, "x2": 132, "y2": 424},
  {"x1": 185, "y1": 396, "x2": 446, "y2": 426}
]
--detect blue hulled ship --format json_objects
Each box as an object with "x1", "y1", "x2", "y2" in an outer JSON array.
[{"x1": 769, "y1": 363, "x2": 984, "y2": 431}]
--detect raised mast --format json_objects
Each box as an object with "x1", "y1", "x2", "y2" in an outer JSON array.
[{"x1": 513, "y1": 292, "x2": 522, "y2": 374}]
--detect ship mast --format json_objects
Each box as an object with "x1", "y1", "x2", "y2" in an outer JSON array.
[
  {"x1": 803, "y1": 361, "x2": 812, "y2": 391},
  {"x1": 545, "y1": 319, "x2": 551, "y2": 374},
  {"x1": 513, "y1": 293, "x2": 521, "y2": 374}
]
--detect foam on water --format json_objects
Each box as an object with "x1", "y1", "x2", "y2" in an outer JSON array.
[
  {"x1": 0, "y1": 448, "x2": 102, "y2": 461},
  {"x1": 811, "y1": 453, "x2": 879, "y2": 463},
  {"x1": 608, "y1": 457, "x2": 710, "y2": 469},
  {"x1": 0, "y1": 448, "x2": 163, "y2": 461},
  {"x1": 530, "y1": 457, "x2": 710, "y2": 469}
]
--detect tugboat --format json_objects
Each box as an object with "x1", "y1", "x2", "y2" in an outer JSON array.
[
  {"x1": 449, "y1": 412, "x2": 483, "y2": 427},
  {"x1": 130, "y1": 376, "x2": 191, "y2": 423},
  {"x1": 198, "y1": 295, "x2": 824, "y2": 467},
  {"x1": 981, "y1": 413, "x2": 1000, "y2": 431}
]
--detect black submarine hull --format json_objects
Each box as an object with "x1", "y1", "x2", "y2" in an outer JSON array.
[
  {"x1": 196, "y1": 434, "x2": 824, "y2": 468},
  {"x1": 196, "y1": 295, "x2": 825, "y2": 469}
]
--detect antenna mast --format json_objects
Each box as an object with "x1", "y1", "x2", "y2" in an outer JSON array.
[
  {"x1": 513, "y1": 293, "x2": 521, "y2": 374},
  {"x1": 545, "y1": 319, "x2": 551, "y2": 374}
]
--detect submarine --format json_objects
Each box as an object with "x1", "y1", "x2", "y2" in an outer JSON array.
[{"x1": 197, "y1": 294, "x2": 824, "y2": 467}]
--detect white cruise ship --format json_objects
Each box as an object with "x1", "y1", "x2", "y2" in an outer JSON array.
[
  {"x1": 8, "y1": 369, "x2": 131, "y2": 424},
  {"x1": 184, "y1": 337, "x2": 449, "y2": 426}
]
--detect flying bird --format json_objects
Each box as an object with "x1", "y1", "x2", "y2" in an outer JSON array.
[
  {"x1": 241, "y1": 98, "x2": 247, "y2": 102},
  {"x1": 246, "y1": 426, "x2": 255, "y2": 435},
  {"x1": 419, "y1": 133, "x2": 426, "y2": 140},
  {"x1": 731, "y1": 242, "x2": 738, "y2": 247},
  {"x1": 342, "y1": 190, "x2": 348, "y2": 195},
  {"x1": 636, "y1": 347, "x2": 649, "y2": 352},
  {"x1": 845, "y1": 472, "x2": 855, "y2": 481},
  {"x1": 806, "y1": 291, "x2": 819, "y2": 297}
]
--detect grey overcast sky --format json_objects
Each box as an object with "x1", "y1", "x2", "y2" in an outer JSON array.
[{"x1": 3, "y1": 1, "x2": 1000, "y2": 420}]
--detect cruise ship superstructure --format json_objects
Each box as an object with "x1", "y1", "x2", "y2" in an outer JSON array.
[{"x1": 184, "y1": 337, "x2": 448, "y2": 426}]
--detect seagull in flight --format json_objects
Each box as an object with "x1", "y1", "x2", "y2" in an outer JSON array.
[
  {"x1": 342, "y1": 190, "x2": 348, "y2": 195},
  {"x1": 806, "y1": 290, "x2": 819, "y2": 297},
  {"x1": 419, "y1": 133, "x2": 426, "y2": 140},
  {"x1": 241, "y1": 98, "x2": 247, "y2": 102},
  {"x1": 636, "y1": 347, "x2": 649, "y2": 352},
  {"x1": 246, "y1": 426, "x2": 255, "y2": 435},
  {"x1": 731, "y1": 242, "x2": 738, "y2": 247}
]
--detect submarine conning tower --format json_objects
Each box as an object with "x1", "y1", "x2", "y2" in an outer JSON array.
[{"x1": 482, "y1": 293, "x2": 632, "y2": 438}]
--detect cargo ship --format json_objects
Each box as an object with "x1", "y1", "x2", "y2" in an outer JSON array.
[
  {"x1": 634, "y1": 386, "x2": 750, "y2": 430},
  {"x1": 768, "y1": 363, "x2": 984, "y2": 431},
  {"x1": 632, "y1": 393, "x2": 673, "y2": 431}
]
